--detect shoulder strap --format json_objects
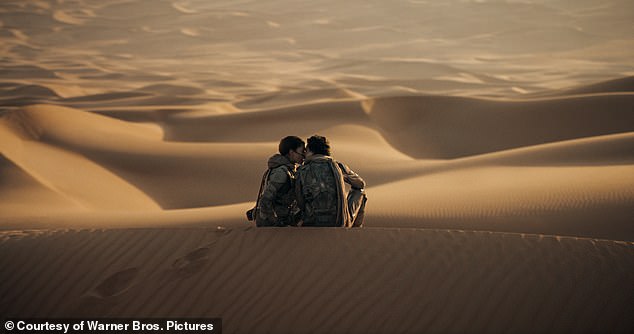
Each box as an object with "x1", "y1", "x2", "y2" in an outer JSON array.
[{"x1": 253, "y1": 169, "x2": 271, "y2": 219}]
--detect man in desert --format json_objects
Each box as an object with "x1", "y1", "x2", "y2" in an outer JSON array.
[
  {"x1": 295, "y1": 135, "x2": 367, "y2": 227},
  {"x1": 253, "y1": 136, "x2": 306, "y2": 227}
]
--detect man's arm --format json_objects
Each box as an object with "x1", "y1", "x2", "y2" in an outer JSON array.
[
  {"x1": 337, "y1": 162, "x2": 365, "y2": 189},
  {"x1": 257, "y1": 167, "x2": 288, "y2": 225}
]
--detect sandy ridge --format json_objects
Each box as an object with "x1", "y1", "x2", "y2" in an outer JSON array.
[
  {"x1": 1, "y1": 92, "x2": 633, "y2": 240},
  {"x1": 364, "y1": 93, "x2": 634, "y2": 158},
  {"x1": 0, "y1": 228, "x2": 632, "y2": 333}
]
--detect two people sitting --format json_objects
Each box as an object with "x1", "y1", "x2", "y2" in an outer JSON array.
[{"x1": 249, "y1": 135, "x2": 367, "y2": 228}]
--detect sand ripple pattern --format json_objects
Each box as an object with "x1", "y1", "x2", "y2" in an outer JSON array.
[{"x1": 0, "y1": 228, "x2": 632, "y2": 333}]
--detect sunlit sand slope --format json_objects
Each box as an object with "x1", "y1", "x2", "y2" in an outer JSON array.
[
  {"x1": 1, "y1": 90, "x2": 633, "y2": 240},
  {"x1": 0, "y1": 228, "x2": 632, "y2": 334},
  {"x1": 364, "y1": 94, "x2": 634, "y2": 158}
]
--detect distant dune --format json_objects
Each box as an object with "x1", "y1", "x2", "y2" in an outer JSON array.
[
  {"x1": 2, "y1": 94, "x2": 632, "y2": 240},
  {"x1": 1, "y1": 0, "x2": 633, "y2": 333}
]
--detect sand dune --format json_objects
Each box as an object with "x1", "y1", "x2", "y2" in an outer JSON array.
[
  {"x1": 0, "y1": 228, "x2": 632, "y2": 333},
  {"x1": 0, "y1": 109, "x2": 161, "y2": 212},
  {"x1": 163, "y1": 100, "x2": 371, "y2": 142},
  {"x1": 0, "y1": 104, "x2": 269, "y2": 209},
  {"x1": 365, "y1": 93, "x2": 634, "y2": 158},
  {"x1": 4, "y1": 84, "x2": 60, "y2": 98},
  {"x1": 369, "y1": 165, "x2": 634, "y2": 240},
  {"x1": 1, "y1": 0, "x2": 633, "y2": 332},
  {"x1": 461, "y1": 132, "x2": 634, "y2": 166},
  {"x1": 0, "y1": 155, "x2": 84, "y2": 215},
  {"x1": 544, "y1": 76, "x2": 634, "y2": 96},
  {"x1": 2, "y1": 98, "x2": 632, "y2": 240}
]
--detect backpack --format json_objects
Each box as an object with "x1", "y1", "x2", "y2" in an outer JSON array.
[{"x1": 298, "y1": 159, "x2": 342, "y2": 226}]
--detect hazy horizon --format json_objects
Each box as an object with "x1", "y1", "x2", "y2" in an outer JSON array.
[{"x1": 2, "y1": 0, "x2": 633, "y2": 104}]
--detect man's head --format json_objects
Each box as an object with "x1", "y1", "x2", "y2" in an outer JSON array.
[
  {"x1": 306, "y1": 135, "x2": 331, "y2": 157},
  {"x1": 279, "y1": 136, "x2": 305, "y2": 163}
]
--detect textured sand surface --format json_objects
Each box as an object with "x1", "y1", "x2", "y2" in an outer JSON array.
[
  {"x1": 1, "y1": 0, "x2": 633, "y2": 332},
  {"x1": 1, "y1": 228, "x2": 632, "y2": 334}
]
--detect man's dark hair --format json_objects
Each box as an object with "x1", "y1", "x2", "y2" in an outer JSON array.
[
  {"x1": 279, "y1": 136, "x2": 305, "y2": 155},
  {"x1": 307, "y1": 135, "x2": 331, "y2": 156}
]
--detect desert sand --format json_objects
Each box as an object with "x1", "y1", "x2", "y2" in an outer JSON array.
[{"x1": 1, "y1": 0, "x2": 633, "y2": 333}]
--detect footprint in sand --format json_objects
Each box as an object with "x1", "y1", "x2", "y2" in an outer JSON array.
[
  {"x1": 94, "y1": 267, "x2": 139, "y2": 298},
  {"x1": 172, "y1": 247, "x2": 210, "y2": 276},
  {"x1": 169, "y1": 229, "x2": 232, "y2": 276}
]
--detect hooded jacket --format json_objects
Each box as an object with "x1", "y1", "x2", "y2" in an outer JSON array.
[{"x1": 255, "y1": 154, "x2": 297, "y2": 226}]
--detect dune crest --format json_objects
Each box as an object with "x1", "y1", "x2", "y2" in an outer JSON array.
[
  {"x1": 0, "y1": 107, "x2": 161, "y2": 212},
  {"x1": 364, "y1": 94, "x2": 634, "y2": 158}
]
